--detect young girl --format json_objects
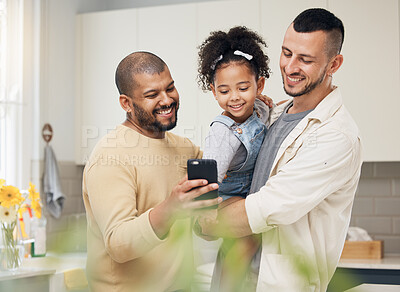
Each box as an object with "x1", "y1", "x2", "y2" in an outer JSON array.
[{"x1": 197, "y1": 26, "x2": 272, "y2": 291}]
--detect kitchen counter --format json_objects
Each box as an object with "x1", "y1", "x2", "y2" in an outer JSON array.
[
  {"x1": 0, "y1": 267, "x2": 55, "y2": 281},
  {"x1": 0, "y1": 252, "x2": 88, "y2": 292},
  {"x1": 21, "y1": 251, "x2": 87, "y2": 272},
  {"x1": 346, "y1": 283, "x2": 400, "y2": 292},
  {"x1": 338, "y1": 254, "x2": 400, "y2": 270},
  {"x1": 328, "y1": 254, "x2": 400, "y2": 291}
]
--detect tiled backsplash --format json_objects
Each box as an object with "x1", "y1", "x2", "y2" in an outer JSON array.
[
  {"x1": 31, "y1": 160, "x2": 86, "y2": 252},
  {"x1": 351, "y1": 162, "x2": 400, "y2": 254},
  {"x1": 33, "y1": 160, "x2": 400, "y2": 255}
]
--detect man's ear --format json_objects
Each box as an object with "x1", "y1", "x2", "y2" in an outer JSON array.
[
  {"x1": 119, "y1": 94, "x2": 132, "y2": 113},
  {"x1": 210, "y1": 84, "x2": 217, "y2": 99},
  {"x1": 329, "y1": 54, "x2": 344, "y2": 75},
  {"x1": 256, "y1": 77, "x2": 265, "y2": 95}
]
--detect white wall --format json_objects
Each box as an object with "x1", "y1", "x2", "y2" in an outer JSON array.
[{"x1": 38, "y1": 0, "x2": 106, "y2": 162}]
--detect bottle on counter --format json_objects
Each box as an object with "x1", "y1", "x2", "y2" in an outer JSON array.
[{"x1": 30, "y1": 214, "x2": 47, "y2": 257}]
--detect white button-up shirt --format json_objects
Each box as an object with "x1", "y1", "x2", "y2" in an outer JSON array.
[{"x1": 245, "y1": 88, "x2": 362, "y2": 291}]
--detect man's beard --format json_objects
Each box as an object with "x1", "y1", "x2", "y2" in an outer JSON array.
[
  {"x1": 132, "y1": 101, "x2": 178, "y2": 133},
  {"x1": 283, "y1": 68, "x2": 326, "y2": 97}
]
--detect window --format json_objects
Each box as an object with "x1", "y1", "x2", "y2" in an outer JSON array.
[{"x1": 0, "y1": 0, "x2": 24, "y2": 186}]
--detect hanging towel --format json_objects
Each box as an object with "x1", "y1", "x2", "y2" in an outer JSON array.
[{"x1": 43, "y1": 145, "x2": 66, "y2": 218}]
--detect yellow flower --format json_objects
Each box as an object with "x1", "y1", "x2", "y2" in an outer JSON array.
[
  {"x1": 28, "y1": 182, "x2": 40, "y2": 201},
  {"x1": 0, "y1": 205, "x2": 17, "y2": 223},
  {"x1": 28, "y1": 182, "x2": 42, "y2": 218},
  {"x1": 31, "y1": 199, "x2": 42, "y2": 219},
  {"x1": 0, "y1": 185, "x2": 24, "y2": 208},
  {"x1": 0, "y1": 179, "x2": 5, "y2": 189}
]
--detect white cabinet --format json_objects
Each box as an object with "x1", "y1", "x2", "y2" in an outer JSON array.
[
  {"x1": 328, "y1": 0, "x2": 400, "y2": 161},
  {"x1": 137, "y1": 3, "x2": 199, "y2": 144},
  {"x1": 75, "y1": 0, "x2": 400, "y2": 163},
  {"x1": 75, "y1": 9, "x2": 138, "y2": 163}
]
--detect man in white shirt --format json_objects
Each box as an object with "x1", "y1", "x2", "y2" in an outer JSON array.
[{"x1": 200, "y1": 8, "x2": 362, "y2": 291}]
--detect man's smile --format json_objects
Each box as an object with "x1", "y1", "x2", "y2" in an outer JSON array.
[
  {"x1": 154, "y1": 103, "x2": 176, "y2": 117},
  {"x1": 287, "y1": 75, "x2": 304, "y2": 82}
]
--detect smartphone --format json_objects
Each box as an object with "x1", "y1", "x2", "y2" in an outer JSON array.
[{"x1": 187, "y1": 159, "x2": 218, "y2": 208}]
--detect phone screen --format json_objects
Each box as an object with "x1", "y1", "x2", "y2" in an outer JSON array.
[{"x1": 187, "y1": 159, "x2": 218, "y2": 207}]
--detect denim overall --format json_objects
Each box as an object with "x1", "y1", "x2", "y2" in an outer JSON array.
[{"x1": 212, "y1": 110, "x2": 266, "y2": 198}]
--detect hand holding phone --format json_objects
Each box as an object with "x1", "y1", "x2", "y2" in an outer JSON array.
[{"x1": 187, "y1": 159, "x2": 219, "y2": 209}]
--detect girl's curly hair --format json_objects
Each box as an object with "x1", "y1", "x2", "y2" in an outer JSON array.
[{"x1": 197, "y1": 26, "x2": 271, "y2": 91}]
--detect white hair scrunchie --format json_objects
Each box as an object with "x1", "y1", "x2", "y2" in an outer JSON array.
[
  {"x1": 210, "y1": 50, "x2": 253, "y2": 70},
  {"x1": 233, "y1": 50, "x2": 253, "y2": 60}
]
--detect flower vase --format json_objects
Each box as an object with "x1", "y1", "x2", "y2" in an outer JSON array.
[{"x1": 0, "y1": 220, "x2": 23, "y2": 271}]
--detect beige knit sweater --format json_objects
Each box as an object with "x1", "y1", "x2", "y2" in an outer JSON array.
[{"x1": 83, "y1": 124, "x2": 201, "y2": 292}]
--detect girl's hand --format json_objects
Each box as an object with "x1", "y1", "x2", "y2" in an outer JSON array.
[
  {"x1": 256, "y1": 94, "x2": 273, "y2": 108},
  {"x1": 276, "y1": 99, "x2": 289, "y2": 106}
]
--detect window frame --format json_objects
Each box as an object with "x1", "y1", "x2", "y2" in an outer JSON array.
[{"x1": 0, "y1": 0, "x2": 37, "y2": 189}]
